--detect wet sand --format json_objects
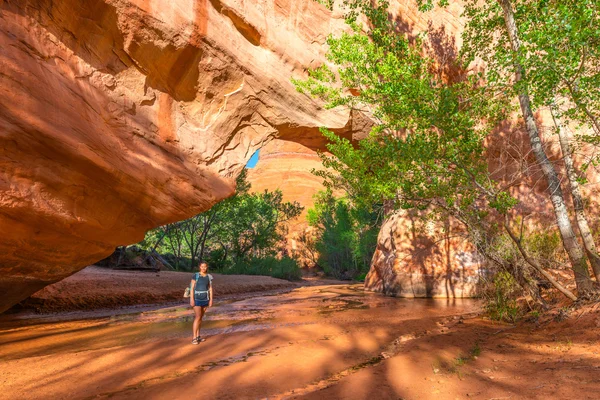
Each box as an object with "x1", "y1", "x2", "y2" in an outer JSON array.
[
  {"x1": 18, "y1": 266, "x2": 297, "y2": 313},
  {"x1": 1, "y1": 285, "x2": 599, "y2": 399}
]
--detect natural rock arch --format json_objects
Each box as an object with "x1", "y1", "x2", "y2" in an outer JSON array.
[{"x1": 0, "y1": 0, "x2": 359, "y2": 312}]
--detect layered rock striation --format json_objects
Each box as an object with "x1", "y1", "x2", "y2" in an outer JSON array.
[
  {"x1": 247, "y1": 1, "x2": 600, "y2": 298},
  {"x1": 246, "y1": 139, "x2": 329, "y2": 266}
]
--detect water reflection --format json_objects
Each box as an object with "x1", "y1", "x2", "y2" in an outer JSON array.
[{"x1": 0, "y1": 284, "x2": 480, "y2": 362}]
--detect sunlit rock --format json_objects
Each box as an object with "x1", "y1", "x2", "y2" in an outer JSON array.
[{"x1": 0, "y1": 0, "x2": 354, "y2": 312}]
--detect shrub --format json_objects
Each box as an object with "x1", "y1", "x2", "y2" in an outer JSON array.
[
  {"x1": 525, "y1": 230, "x2": 566, "y2": 266},
  {"x1": 203, "y1": 247, "x2": 228, "y2": 272},
  {"x1": 307, "y1": 190, "x2": 381, "y2": 280},
  {"x1": 484, "y1": 271, "x2": 522, "y2": 323},
  {"x1": 355, "y1": 272, "x2": 368, "y2": 282},
  {"x1": 222, "y1": 256, "x2": 302, "y2": 281}
]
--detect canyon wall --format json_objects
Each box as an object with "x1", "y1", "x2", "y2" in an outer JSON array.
[
  {"x1": 0, "y1": 0, "x2": 357, "y2": 312},
  {"x1": 248, "y1": 1, "x2": 485, "y2": 295},
  {"x1": 247, "y1": 1, "x2": 600, "y2": 298},
  {"x1": 361, "y1": 3, "x2": 600, "y2": 297},
  {"x1": 246, "y1": 140, "x2": 325, "y2": 245},
  {"x1": 3, "y1": 0, "x2": 594, "y2": 311}
]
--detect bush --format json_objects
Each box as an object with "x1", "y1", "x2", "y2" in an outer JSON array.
[
  {"x1": 484, "y1": 271, "x2": 522, "y2": 323},
  {"x1": 307, "y1": 191, "x2": 381, "y2": 280},
  {"x1": 134, "y1": 170, "x2": 303, "y2": 275},
  {"x1": 203, "y1": 247, "x2": 228, "y2": 272},
  {"x1": 525, "y1": 230, "x2": 566, "y2": 265},
  {"x1": 161, "y1": 253, "x2": 193, "y2": 271},
  {"x1": 222, "y1": 256, "x2": 302, "y2": 281}
]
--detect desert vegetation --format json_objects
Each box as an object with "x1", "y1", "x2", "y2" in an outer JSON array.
[
  {"x1": 294, "y1": 0, "x2": 600, "y2": 317},
  {"x1": 112, "y1": 170, "x2": 303, "y2": 280}
]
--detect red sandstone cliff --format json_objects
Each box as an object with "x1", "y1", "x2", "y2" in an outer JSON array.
[
  {"x1": 0, "y1": 0, "x2": 359, "y2": 312},
  {"x1": 246, "y1": 139, "x2": 328, "y2": 266},
  {"x1": 3, "y1": 0, "x2": 596, "y2": 312},
  {"x1": 246, "y1": 1, "x2": 600, "y2": 298}
]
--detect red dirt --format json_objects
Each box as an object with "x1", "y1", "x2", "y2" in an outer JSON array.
[
  {"x1": 296, "y1": 303, "x2": 600, "y2": 399},
  {"x1": 1, "y1": 283, "x2": 599, "y2": 399},
  {"x1": 19, "y1": 266, "x2": 297, "y2": 312}
]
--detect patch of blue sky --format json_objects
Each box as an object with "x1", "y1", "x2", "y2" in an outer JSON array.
[{"x1": 245, "y1": 149, "x2": 260, "y2": 168}]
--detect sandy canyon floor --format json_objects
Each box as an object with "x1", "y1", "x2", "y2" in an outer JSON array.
[{"x1": 1, "y1": 276, "x2": 599, "y2": 399}]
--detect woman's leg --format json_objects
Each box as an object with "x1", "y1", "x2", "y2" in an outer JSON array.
[
  {"x1": 192, "y1": 306, "x2": 202, "y2": 339},
  {"x1": 197, "y1": 306, "x2": 207, "y2": 338}
]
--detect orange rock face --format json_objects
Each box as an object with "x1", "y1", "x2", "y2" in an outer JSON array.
[
  {"x1": 0, "y1": 0, "x2": 358, "y2": 312},
  {"x1": 246, "y1": 103, "x2": 373, "y2": 264},
  {"x1": 247, "y1": 1, "x2": 600, "y2": 298},
  {"x1": 365, "y1": 211, "x2": 482, "y2": 298},
  {"x1": 364, "y1": 112, "x2": 600, "y2": 297},
  {"x1": 3, "y1": 0, "x2": 593, "y2": 311},
  {"x1": 247, "y1": 140, "x2": 325, "y2": 227},
  {"x1": 247, "y1": 2, "x2": 480, "y2": 293}
]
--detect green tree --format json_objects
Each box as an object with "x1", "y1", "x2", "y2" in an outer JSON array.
[
  {"x1": 193, "y1": 169, "x2": 252, "y2": 264},
  {"x1": 461, "y1": 0, "x2": 600, "y2": 138},
  {"x1": 139, "y1": 170, "x2": 303, "y2": 273},
  {"x1": 307, "y1": 190, "x2": 380, "y2": 279},
  {"x1": 218, "y1": 189, "x2": 303, "y2": 262},
  {"x1": 139, "y1": 170, "x2": 251, "y2": 270},
  {"x1": 296, "y1": 0, "x2": 498, "y2": 218},
  {"x1": 296, "y1": 0, "x2": 578, "y2": 299},
  {"x1": 461, "y1": 0, "x2": 599, "y2": 292}
]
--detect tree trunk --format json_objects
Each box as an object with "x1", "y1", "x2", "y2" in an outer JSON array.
[
  {"x1": 151, "y1": 250, "x2": 174, "y2": 270},
  {"x1": 198, "y1": 210, "x2": 216, "y2": 263},
  {"x1": 498, "y1": 0, "x2": 594, "y2": 293},
  {"x1": 142, "y1": 229, "x2": 168, "y2": 266},
  {"x1": 190, "y1": 249, "x2": 196, "y2": 271},
  {"x1": 551, "y1": 108, "x2": 600, "y2": 281},
  {"x1": 116, "y1": 246, "x2": 126, "y2": 267}
]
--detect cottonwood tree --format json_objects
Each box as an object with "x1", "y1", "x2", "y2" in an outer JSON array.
[
  {"x1": 297, "y1": 0, "x2": 579, "y2": 299},
  {"x1": 217, "y1": 189, "x2": 303, "y2": 262},
  {"x1": 193, "y1": 169, "x2": 252, "y2": 263},
  {"x1": 306, "y1": 190, "x2": 381, "y2": 278},
  {"x1": 460, "y1": 0, "x2": 600, "y2": 292}
]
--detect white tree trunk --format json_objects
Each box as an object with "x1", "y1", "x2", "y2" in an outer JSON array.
[
  {"x1": 498, "y1": 0, "x2": 594, "y2": 293},
  {"x1": 552, "y1": 108, "x2": 600, "y2": 282}
]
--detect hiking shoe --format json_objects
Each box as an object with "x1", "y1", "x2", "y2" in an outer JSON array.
[
  {"x1": 198, "y1": 337, "x2": 206, "y2": 342},
  {"x1": 192, "y1": 337, "x2": 200, "y2": 345}
]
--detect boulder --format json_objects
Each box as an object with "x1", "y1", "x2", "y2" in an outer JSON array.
[{"x1": 365, "y1": 210, "x2": 482, "y2": 298}]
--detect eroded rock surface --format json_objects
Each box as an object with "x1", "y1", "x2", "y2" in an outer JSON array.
[
  {"x1": 247, "y1": 140, "x2": 325, "y2": 228},
  {"x1": 0, "y1": 0, "x2": 356, "y2": 312},
  {"x1": 247, "y1": 1, "x2": 482, "y2": 295},
  {"x1": 247, "y1": 1, "x2": 600, "y2": 298},
  {"x1": 365, "y1": 210, "x2": 482, "y2": 298},
  {"x1": 246, "y1": 139, "x2": 328, "y2": 267}
]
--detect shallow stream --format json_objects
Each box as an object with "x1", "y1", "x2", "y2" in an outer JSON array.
[{"x1": 0, "y1": 284, "x2": 480, "y2": 399}]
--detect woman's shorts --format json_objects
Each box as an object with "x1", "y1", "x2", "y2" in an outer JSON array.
[{"x1": 194, "y1": 299, "x2": 209, "y2": 307}]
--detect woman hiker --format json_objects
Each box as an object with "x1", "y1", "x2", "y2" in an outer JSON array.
[{"x1": 190, "y1": 261, "x2": 213, "y2": 344}]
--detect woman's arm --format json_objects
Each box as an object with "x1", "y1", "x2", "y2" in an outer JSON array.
[
  {"x1": 209, "y1": 282, "x2": 213, "y2": 307},
  {"x1": 190, "y1": 279, "x2": 196, "y2": 307}
]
